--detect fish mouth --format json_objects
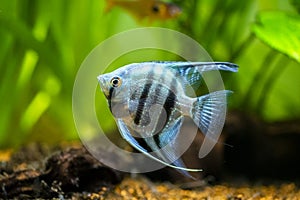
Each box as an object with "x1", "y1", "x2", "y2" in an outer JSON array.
[{"x1": 97, "y1": 75, "x2": 110, "y2": 98}]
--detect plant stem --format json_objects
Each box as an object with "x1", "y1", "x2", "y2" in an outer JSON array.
[
  {"x1": 256, "y1": 55, "x2": 289, "y2": 116},
  {"x1": 230, "y1": 34, "x2": 255, "y2": 62},
  {"x1": 241, "y1": 49, "x2": 278, "y2": 110}
]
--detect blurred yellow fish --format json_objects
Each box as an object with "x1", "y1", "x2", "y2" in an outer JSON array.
[{"x1": 105, "y1": 0, "x2": 181, "y2": 21}]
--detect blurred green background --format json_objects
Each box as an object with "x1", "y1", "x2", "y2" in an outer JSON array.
[{"x1": 0, "y1": 0, "x2": 299, "y2": 149}]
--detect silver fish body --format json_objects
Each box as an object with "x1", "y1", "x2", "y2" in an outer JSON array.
[{"x1": 97, "y1": 61, "x2": 238, "y2": 178}]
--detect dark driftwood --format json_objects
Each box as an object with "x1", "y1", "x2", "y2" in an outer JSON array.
[{"x1": 0, "y1": 147, "x2": 123, "y2": 199}]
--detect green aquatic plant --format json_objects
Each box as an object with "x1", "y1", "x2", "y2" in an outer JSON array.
[
  {"x1": 253, "y1": 12, "x2": 300, "y2": 63},
  {"x1": 0, "y1": 0, "x2": 300, "y2": 149},
  {"x1": 243, "y1": 11, "x2": 300, "y2": 118},
  {"x1": 0, "y1": 0, "x2": 110, "y2": 148}
]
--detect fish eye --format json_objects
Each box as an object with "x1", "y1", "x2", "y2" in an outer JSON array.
[
  {"x1": 152, "y1": 4, "x2": 160, "y2": 13},
  {"x1": 110, "y1": 76, "x2": 122, "y2": 88}
]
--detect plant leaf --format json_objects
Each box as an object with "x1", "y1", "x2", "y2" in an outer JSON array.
[{"x1": 252, "y1": 11, "x2": 300, "y2": 63}]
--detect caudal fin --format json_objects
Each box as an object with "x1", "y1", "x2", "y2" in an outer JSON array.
[{"x1": 191, "y1": 90, "x2": 232, "y2": 137}]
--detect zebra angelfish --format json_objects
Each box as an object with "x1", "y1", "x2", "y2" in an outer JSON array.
[{"x1": 97, "y1": 61, "x2": 238, "y2": 178}]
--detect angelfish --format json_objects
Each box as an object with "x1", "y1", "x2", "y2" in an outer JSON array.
[{"x1": 97, "y1": 61, "x2": 238, "y2": 178}]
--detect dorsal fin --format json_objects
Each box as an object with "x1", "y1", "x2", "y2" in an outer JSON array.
[{"x1": 168, "y1": 62, "x2": 238, "y2": 94}]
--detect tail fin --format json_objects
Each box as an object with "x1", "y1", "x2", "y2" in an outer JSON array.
[{"x1": 191, "y1": 90, "x2": 232, "y2": 137}]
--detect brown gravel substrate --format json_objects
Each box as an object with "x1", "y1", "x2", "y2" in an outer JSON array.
[
  {"x1": 1, "y1": 142, "x2": 300, "y2": 199},
  {"x1": 105, "y1": 177, "x2": 299, "y2": 200}
]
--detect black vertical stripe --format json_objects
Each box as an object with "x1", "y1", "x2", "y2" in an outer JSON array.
[
  {"x1": 153, "y1": 75, "x2": 178, "y2": 148},
  {"x1": 163, "y1": 90, "x2": 176, "y2": 121},
  {"x1": 150, "y1": 83, "x2": 164, "y2": 130},
  {"x1": 134, "y1": 83, "x2": 152, "y2": 125},
  {"x1": 163, "y1": 76, "x2": 177, "y2": 125},
  {"x1": 153, "y1": 134, "x2": 161, "y2": 148},
  {"x1": 133, "y1": 67, "x2": 155, "y2": 125},
  {"x1": 153, "y1": 89, "x2": 177, "y2": 148},
  {"x1": 108, "y1": 87, "x2": 114, "y2": 111},
  {"x1": 151, "y1": 67, "x2": 167, "y2": 109}
]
